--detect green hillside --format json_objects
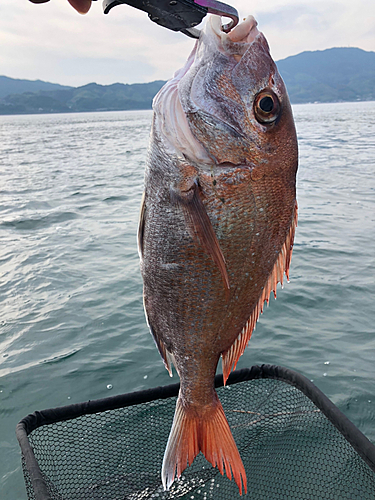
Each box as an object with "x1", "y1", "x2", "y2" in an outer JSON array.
[
  {"x1": 277, "y1": 47, "x2": 375, "y2": 103},
  {"x1": 0, "y1": 81, "x2": 165, "y2": 115},
  {"x1": 0, "y1": 76, "x2": 71, "y2": 100}
]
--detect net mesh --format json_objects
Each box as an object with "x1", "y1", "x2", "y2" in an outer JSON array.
[{"x1": 20, "y1": 374, "x2": 375, "y2": 500}]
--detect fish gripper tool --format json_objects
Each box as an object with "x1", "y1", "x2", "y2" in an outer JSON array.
[{"x1": 102, "y1": 0, "x2": 239, "y2": 38}]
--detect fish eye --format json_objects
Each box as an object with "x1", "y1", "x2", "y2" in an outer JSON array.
[
  {"x1": 259, "y1": 96, "x2": 273, "y2": 112},
  {"x1": 254, "y1": 90, "x2": 280, "y2": 124}
]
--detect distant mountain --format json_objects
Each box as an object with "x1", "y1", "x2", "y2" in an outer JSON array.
[
  {"x1": 0, "y1": 76, "x2": 72, "y2": 100},
  {"x1": 0, "y1": 81, "x2": 166, "y2": 115},
  {"x1": 277, "y1": 47, "x2": 375, "y2": 103},
  {"x1": 0, "y1": 47, "x2": 374, "y2": 115}
]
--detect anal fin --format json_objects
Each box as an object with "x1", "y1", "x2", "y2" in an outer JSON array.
[
  {"x1": 222, "y1": 201, "x2": 298, "y2": 384},
  {"x1": 137, "y1": 191, "x2": 146, "y2": 259},
  {"x1": 143, "y1": 296, "x2": 173, "y2": 377},
  {"x1": 151, "y1": 325, "x2": 173, "y2": 377}
]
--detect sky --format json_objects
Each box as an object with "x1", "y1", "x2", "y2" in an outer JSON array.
[{"x1": 1, "y1": 0, "x2": 374, "y2": 87}]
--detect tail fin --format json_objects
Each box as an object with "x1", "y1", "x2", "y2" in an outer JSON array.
[{"x1": 162, "y1": 395, "x2": 247, "y2": 495}]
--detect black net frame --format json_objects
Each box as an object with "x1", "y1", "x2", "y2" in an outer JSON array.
[{"x1": 16, "y1": 364, "x2": 375, "y2": 500}]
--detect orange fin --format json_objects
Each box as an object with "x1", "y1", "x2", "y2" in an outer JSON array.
[
  {"x1": 222, "y1": 201, "x2": 298, "y2": 384},
  {"x1": 162, "y1": 394, "x2": 247, "y2": 495},
  {"x1": 171, "y1": 178, "x2": 230, "y2": 292}
]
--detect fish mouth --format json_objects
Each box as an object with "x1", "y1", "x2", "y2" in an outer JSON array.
[
  {"x1": 227, "y1": 15, "x2": 259, "y2": 43},
  {"x1": 210, "y1": 14, "x2": 260, "y2": 45}
]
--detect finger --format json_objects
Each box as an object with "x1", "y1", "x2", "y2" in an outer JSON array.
[
  {"x1": 28, "y1": 0, "x2": 92, "y2": 12},
  {"x1": 67, "y1": 0, "x2": 92, "y2": 14}
]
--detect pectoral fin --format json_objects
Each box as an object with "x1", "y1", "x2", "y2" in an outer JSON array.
[{"x1": 171, "y1": 177, "x2": 230, "y2": 292}]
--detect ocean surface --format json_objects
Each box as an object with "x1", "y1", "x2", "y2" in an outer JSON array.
[{"x1": 1, "y1": 102, "x2": 374, "y2": 498}]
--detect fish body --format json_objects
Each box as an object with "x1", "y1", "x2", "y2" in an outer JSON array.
[{"x1": 138, "y1": 15, "x2": 298, "y2": 495}]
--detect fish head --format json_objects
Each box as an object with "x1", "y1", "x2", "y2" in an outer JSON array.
[{"x1": 174, "y1": 15, "x2": 298, "y2": 174}]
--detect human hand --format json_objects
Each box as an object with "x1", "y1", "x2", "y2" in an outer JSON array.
[{"x1": 28, "y1": 0, "x2": 92, "y2": 14}]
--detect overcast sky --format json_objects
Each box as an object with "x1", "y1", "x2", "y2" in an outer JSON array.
[{"x1": 1, "y1": 0, "x2": 374, "y2": 87}]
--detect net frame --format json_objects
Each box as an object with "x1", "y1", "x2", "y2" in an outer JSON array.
[{"x1": 16, "y1": 364, "x2": 375, "y2": 499}]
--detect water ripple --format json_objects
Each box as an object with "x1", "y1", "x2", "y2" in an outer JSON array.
[
  {"x1": 1, "y1": 211, "x2": 79, "y2": 231},
  {"x1": 0, "y1": 105, "x2": 374, "y2": 498}
]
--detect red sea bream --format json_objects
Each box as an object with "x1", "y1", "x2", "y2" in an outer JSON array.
[{"x1": 138, "y1": 14, "x2": 298, "y2": 495}]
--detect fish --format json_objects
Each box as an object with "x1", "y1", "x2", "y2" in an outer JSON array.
[{"x1": 138, "y1": 14, "x2": 298, "y2": 495}]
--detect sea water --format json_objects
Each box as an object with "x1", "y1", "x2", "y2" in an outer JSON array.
[{"x1": 0, "y1": 102, "x2": 374, "y2": 498}]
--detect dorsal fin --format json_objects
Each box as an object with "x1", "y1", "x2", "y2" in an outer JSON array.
[{"x1": 221, "y1": 201, "x2": 298, "y2": 384}]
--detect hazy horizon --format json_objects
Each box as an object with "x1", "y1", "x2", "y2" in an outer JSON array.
[{"x1": 1, "y1": 45, "x2": 373, "y2": 89}]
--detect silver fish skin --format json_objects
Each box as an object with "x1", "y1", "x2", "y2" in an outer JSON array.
[{"x1": 138, "y1": 14, "x2": 298, "y2": 495}]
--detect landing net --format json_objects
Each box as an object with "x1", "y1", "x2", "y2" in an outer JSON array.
[{"x1": 16, "y1": 365, "x2": 375, "y2": 499}]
